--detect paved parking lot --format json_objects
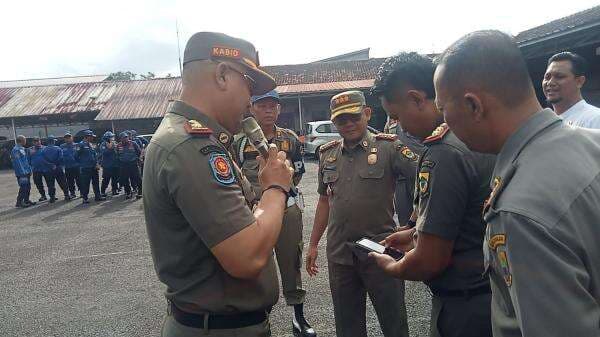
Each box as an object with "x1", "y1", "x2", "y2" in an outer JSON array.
[{"x1": 0, "y1": 160, "x2": 431, "y2": 337}]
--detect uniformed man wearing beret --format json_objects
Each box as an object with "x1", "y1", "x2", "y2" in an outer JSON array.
[
  {"x1": 369, "y1": 52, "x2": 494, "y2": 337},
  {"x1": 232, "y1": 90, "x2": 315, "y2": 337},
  {"x1": 306, "y1": 90, "x2": 414, "y2": 337},
  {"x1": 143, "y1": 32, "x2": 294, "y2": 337},
  {"x1": 434, "y1": 30, "x2": 600, "y2": 337}
]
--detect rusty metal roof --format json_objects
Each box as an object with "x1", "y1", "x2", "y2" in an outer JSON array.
[
  {"x1": 277, "y1": 79, "x2": 375, "y2": 95},
  {"x1": 0, "y1": 75, "x2": 108, "y2": 88},
  {"x1": 516, "y1": 5, "x2": 600, "y2": 44},
  {"x1": 94, "y1": 77, "x2": 181, "y2": 121},
  {"x1": 0, "y1": 82, "x2": 118, "y2": 119}
]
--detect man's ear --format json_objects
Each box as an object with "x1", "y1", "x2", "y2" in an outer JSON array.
[
  {"x1": 464, "y1": 92, "x2": 484, "y2": 122},
  {"x1": 407, "y1": 90, "x2": 426, "y2": 109},
  {"x1": 215, "y1": 63, "x2": 228, "y2": 91},
  {"x1": 575, "y1": 75, "x2": 586, "y2": 89},
  {"x1": 364, "y1": 107, "x2": 372, "y2": 121}
]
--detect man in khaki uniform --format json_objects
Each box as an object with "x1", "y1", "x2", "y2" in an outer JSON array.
[
  {"x1": 305, "y1": 90, "x2": 415, "y2": 337},
  {"x1": 434, "y1": 30, "x2": 600, "y2": 337},
  {"x1": 143, "y1": 32, "x2": 294, "y2": 337},
  {"x1": 232, "y1": 90, "x2": 315, "y2": 337}
]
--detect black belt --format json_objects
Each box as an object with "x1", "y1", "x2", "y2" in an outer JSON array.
[
  {"x1": 431, "y1": 284, "x2": 491, "y2": 298},
  {"x1": 170, "y1": 302, "x2": 267, "y2": 330}
]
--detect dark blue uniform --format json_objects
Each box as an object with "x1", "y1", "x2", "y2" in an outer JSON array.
[
  {"x1": 116, "y1": 140, "x2": 142, "y2": 198},
  {"x1": 75, "y1": 140, "x2": 102, "y2": 201},
  {"x1": 41, "y1": 141, "x2": 70, "y2": 201},
  {"x1": 11, "y1": 144, "x2": 33, "y2": 207},
  {"x1": 100, "y1": 140, "x2": 120, "y2": 196},
  {"x1": 29, "y1": 143, "x2": 51, "y2": 200},
  {"x1": 61, "y1": 141, "x2": 81, "y2": 198}
]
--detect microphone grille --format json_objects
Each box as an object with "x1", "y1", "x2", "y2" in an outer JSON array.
[{"x1": 242, "y1": 117, "x2": 261, "y2": 135}]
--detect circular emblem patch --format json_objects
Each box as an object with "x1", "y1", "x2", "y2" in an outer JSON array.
[{"x1": 209, "y1": 153, "x2": 235, "y2": 185}]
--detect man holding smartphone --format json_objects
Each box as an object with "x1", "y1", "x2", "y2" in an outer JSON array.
[
  {"x1": 369, "y1": 52, "x2": 494, "y2": 337},
  {"x1": 306, "y1": 90, "x2": 416, "y2": 337}
]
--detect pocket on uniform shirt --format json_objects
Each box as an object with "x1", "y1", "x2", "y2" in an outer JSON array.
[
  {"x1": 322, "y1": 171, "x2": 339, "y2": 184},
  {"x1": 358, "y1": 167, "x2": 384, "y2": 179}
]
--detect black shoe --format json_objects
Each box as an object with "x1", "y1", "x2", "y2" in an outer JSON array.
[
  {"x1": 111, "y1": 190, "x2": 119, "y2": 196},
  {"x1": 39, "y1": 196, "x2": 47, "y2": 202},
  {"x1": 135, "y1": 193, "x2": 142, "y2": 200},
  {"x1": 25, "y1": 200, "x2": 37, "y2": 206},
  {"x1": 293, "y1": 304, "x2": 316, "y2": 337},
  {"x1": 65, "y1": 195, "x2": 72, "y2": 201},
  {"x1": 125, "y1": 193, "x2": 132, "y2": 200},
  {"x1": 49, "y1": 197, "x2": 57, "y2": 203},
  {"x1": 15, "y1": 201, "x2": 24, "y2": 208},
  {"x1": 95, "y1": 195, "x2": 107, "y2": 201},
  {"x1": 82, "y1": 198, "x2": 90, "y2": 204}
]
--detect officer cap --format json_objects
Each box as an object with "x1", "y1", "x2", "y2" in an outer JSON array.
[
  {"x1": 64, "y1": 132, "x2": 72, "y2": 137},
  {"x1": 119, "y1": 131, "x2": 130, "y2": 139},
  {"x1": 103, "y1": 131, "x2": 115, "y2": 139},
  {"x1": 183, "y1": 32, "x2": 276, "y2": 96},
  {"x1": 82, "y1": 130, "x2": 96, "y2": 137},
  {"x1": 330, "y1": 90, "x2": 366, "y2": 120},
  {"x1": 251, "y1": 90, "x2": 280, "y2": 104}
]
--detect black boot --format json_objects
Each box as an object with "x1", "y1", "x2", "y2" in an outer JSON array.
[
  {"x1": 39, "y1": 196, "x2": 47, "y2": 202},
  {"x1": 49, "y1": 195, "x2": 57, "y2": 203},
  {"x1": 293, "y1": 304, "x2": 316, "y2": 337}
]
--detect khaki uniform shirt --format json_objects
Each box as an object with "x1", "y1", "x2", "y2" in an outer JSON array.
[
  {"x1": 232, "y1": 125, "x2": 305, "y2": 198},
  {"x1": 483, "y1": 109, "x2": 600, "y2": 336},
  {"x1": 414, "y1": 124, "x2": 495, "y2": 293},
  {"x1": 317, "y1": 132, "x2": 418, "y2": 265},
  {"x1": 143, "y1": 101, "x2": 279, "y2": 314}
]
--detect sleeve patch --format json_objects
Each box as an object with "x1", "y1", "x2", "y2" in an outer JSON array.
[
  {"x1": 209, "y1": 153, "x2": 235, "y2": 185},
  {"x1": 418, "y1": 172, "x2": 430, "y2": 195},
  {"x1": 398, "y1": 145, "x2": 418, "y2": 161}
]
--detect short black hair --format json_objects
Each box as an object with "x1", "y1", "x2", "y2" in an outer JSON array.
[
  {"x1": 371, "y1": 52, "x2": 435, "y2": 101},
  {"x1": 436, "y1": 30, "x2": 534, "y2": 108},
  {"x1": 548, "y1": 52, "x2": 588, "y2": 77}
]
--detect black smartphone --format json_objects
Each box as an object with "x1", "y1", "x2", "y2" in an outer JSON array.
[{"x1": 355, "y1": 238, "x2": 404, "y2": 261}]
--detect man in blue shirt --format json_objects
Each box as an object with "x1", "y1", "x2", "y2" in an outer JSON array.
[
  {"x1": 99, "y1": 131, "x2": 120, "y2": 197},
  {"x1": 61, "y1": 133, "x2": 81, "y2": 199},
  {"x1": 75, "y1": 130, "x2": 106, "y2": 204},
  {"x1": 29, "y1": 137, "x2": 50, "y2": 202},
  {"x1": 116, "y1": 131, "x2": 142, "y2": 200},
  {"x1": 41, "y1": 135, "x2": 71, "y2": 202},
  {"x1": 11, "y1": 135, "x2": 36, "y2": 208}
]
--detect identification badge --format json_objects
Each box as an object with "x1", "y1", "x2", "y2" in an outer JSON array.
[{"x1": 368, "y1": 153, "x2": 377, "y2": 165}]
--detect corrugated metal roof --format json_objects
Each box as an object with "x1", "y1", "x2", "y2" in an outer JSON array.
[
  {"x1": 0, "y1": 82, "x2": 118, "y2": 119},
  {"x1": 277, "y1": 79, "x2": 375, "y2": 95},
  {"x1": 94, "y1": 77, "x2": 181, "y2": 121},
  {"x1": 0, "y1": 75, "x2": 108, "y2": 88}
]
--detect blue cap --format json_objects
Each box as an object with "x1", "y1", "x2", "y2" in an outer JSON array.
[
  {"x1": 103, "y1": 131, "x2": 115, "y2": 139},
  {"x1": 64, "y1": 132, "x2": 72, "y2": 137},
  {"x1": 251, "y1": 90, "x2": 280, "y2": 104},
  {"x1": 119, "y1": 131, "x2": 130, "y2": 139},
  {"x1": 82, "y1": 130, "x2": 96, "y2": 137}
]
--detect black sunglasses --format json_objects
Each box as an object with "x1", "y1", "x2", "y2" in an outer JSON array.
[{"x1": 227, "y1": 64, "x2": 256, "y2": 93}]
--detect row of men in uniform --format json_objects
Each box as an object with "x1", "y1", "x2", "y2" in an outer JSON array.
[
  {"x1": 141, "y1": 31, "x2": 600, "y2": 337},
  {"x1": 10, "y1": 129, "x2": 147, "y2": 207}
]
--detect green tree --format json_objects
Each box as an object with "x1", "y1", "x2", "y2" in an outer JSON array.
[{"x1": 106, "y1": 71, "x2": 137, "y2": 81}]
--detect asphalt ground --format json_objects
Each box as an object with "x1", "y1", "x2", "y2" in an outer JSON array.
[{"x1": 0, "y1": 160, "x2": 431, "y2": 337}]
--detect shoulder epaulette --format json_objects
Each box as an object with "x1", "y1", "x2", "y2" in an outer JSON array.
[
  {"x1": 184, "y1": 119, "x2": 213, "y2": 137},
  {"x1": 375, "y1": 133, "x2": 398, "y2": 141},
  {"x1": 319, "y1": 140, "x2": 341, "y2": 153},
  {"x1": 423, "y1": 123, "x2": 449, "y2": 144}
]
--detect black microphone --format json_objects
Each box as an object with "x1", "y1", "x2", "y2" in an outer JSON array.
[{"x1": 241, "y1": 117, "x2": 269, "y2": 159}]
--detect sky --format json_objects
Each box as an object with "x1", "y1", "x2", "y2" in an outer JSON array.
[{"x1": 0, "y1": 0, "x2": 598, "y2": 81}]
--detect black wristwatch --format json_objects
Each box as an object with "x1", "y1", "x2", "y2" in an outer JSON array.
[
  {"x1": 264, "y1": 184, "x2": 295, "y2": 203},
  {"x1": 406, "y1": 219, "x2": 417, "y2": 228}
]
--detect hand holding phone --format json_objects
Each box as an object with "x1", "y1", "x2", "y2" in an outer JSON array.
[{"x1": 356, "y1": 238, "x2": 404, "y2": 261}]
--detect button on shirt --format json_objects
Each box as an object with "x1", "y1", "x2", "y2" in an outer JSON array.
[
  {"x1": 483, "y1": 108, "x2": 600, "y2": 337},
  {"x1": 558, "y1": 99, "x2": 600, "y2": 129}
]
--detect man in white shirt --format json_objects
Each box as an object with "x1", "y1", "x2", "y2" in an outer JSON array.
[{"x1": 542, "y1": 51, "x2": 600, "y2": 129}]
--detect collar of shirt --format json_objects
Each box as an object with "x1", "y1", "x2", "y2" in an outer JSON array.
[
  {"x1": 341, "y1": 131, "x2": 372, "y2": 154},
  {"x1": 168, "y1": 100, "x2": 234, "y2": 149},
  {"x1": 494, "y1": 109, "x2": 560, "y2": 179},
  {"x1": 560, "y1": 99, "x2": 587, "y2": 120}
]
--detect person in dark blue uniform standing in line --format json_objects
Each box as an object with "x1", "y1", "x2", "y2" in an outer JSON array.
[
  {"x1": 29, "y1": 137, "x2": 51, "y2": 202},
  {"x1": 99, "y1": 131, "x2": 120, "y2": 197},
  {"x1": 61, "y1": 133, "x2": 81, "y2": 199},
  {"x1": 11, "y1": 135, "x2": 36, "y2": 208},
  {"x1": 75, "y1": 130, "x2": 106, "y2": 204},
  {"x1": 41, "y1": 135, "x2": 71, "y2": 202},
  {"x1": 116, "y1": 131, "x2": 142, "y2": 200}
]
